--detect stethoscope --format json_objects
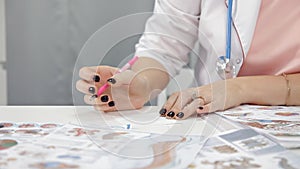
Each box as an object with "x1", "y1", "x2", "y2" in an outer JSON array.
[{"x1": 216, "y1": 0, "x2": 237, "y2": 79}]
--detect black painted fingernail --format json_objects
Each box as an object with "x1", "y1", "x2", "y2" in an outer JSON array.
[
  {"x1": 89, "y1": 95, "x2": 98, "y2": 101},
  {"x1": 91, "y1": 94, "x2": 98, "y2": 99},
  {"x1": 159, "y1": 108, "x2": 167, "y2": 116},
  {"x1": 108, "y1": 101, "x2": 115, "y2": 107},
  {"x1": 101, "y1": 95, "x2": 109, "y2": 102},
  {"x1": 88, "y1": 87, "x2": 95, "y2": 94},
  {"x1": 198, "y1": 106, "x2": 204, "y2": 110},
  {"x1": 0, "y1": 124, "x2": 4, "y2": 128},
  {"x1": 93, "y1": 75, "x2": 100, "y2": 82},
  {"x1": 176, "y1": 112, "x2": 184, "y2": 118},
  {"x1": 167, "y1": 111, "x2": 175, "y2": 118},
  {"x1": 107, "y1": 78, "x2": 116, "y2": 84}
]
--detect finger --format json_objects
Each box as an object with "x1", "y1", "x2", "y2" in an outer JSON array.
[
  {"x1": 174, "y1": 98, "x2": 205, "y2": 120},
  {"x1": 79, "y1": 67, "x2": 101, "y2": 82},
  {"x1": 94, "y1": 104, "x2": 116, "y2": 112},
  {"x1": 76, "y1": 80, "x2": 97, "y2": 95},
  {"x1": 79, "y1": 66, "x2": 118, "y2": 82},
  {"x1": 159, "y1": 92, "x2": 179, "y2": 117},
  {"x1": 91, "y1": 66, "x2": 118, "y2": 80},
  {"x1": 196, "y1": 103, "x2": 213, "y2": 114},
  {"x1": 106, "y1": 70, "x2": 131, "y2": 87},
  {"x1": 108, "y1": 70, "x2": 148, "y2": 91},
  {"x1": 84, "y1": 94, "x2": 112, "y2": 105},
  {"x1": 106, "y1": 70, "x2": 142, "y2": 89},
  {"x1": 96, "y1": 99, "x2": 116, "y2": 109},
  {"x1": 165, "y1": 91, "x2": 194, "y2": 119},
  {"x1": 98, "y1": 94, "x2": 111, "y2": 103},
  {"x1": 84, "y1": 95, "x2": 99, "y2": 105},
  {"x1": 105, "y1": 70, "x2": 134, "y2": 101}
]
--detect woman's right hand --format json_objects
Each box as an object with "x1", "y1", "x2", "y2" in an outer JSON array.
[{"x1": 76, "y1": 65, "x2": 151, "y2": 112}]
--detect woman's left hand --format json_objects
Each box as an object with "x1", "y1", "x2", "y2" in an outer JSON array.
[{"x1": 159, "y1": 79, "x2": 245, "y2": 120}]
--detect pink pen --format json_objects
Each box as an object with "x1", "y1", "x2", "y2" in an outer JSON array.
[{"x1": 97, "y1": 56, "x2": 139, "y2": 96}]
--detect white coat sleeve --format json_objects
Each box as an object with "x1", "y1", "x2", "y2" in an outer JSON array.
[{"x1": 135, "y1": 0, "x2": 201, "y2": 77}]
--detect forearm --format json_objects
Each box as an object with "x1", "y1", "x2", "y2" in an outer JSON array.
[
  {"x1": 131, "y1": 57, "x2": 170, "y2": 93},
  {"x1": 236, "y1": 73, "x2": 300, "y2": 106}
]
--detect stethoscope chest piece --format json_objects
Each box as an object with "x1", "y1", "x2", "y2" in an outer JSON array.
[
  {"x1": 216, "y1": 0, "x2": 237, "y2": 79},
  {"x1": 216, "y1": 56, "x2": 236, "y2": 79}
]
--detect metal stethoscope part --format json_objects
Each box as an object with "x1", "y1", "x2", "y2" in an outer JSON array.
[
  {"x1": 216, "y1": 56, "x2": 236, "y2": 79},
  {"x1": 216, "y1": 0, "x2": 237, "y2": 79}
]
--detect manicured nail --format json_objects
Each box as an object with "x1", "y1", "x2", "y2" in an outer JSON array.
[
  {"x1": 159, "y1": 108, "x2": 167, "y2": 116},
  {"x1": 89, "y1": 95, "x2": 98, "y2": 101},
  {"x1": 107, "y1": 78, "x2": 116, "y2": 84},
  {"x1": 100, "y1": 95, "x2": 109, "y2": 102},
  {"x1": 176, "y1": 112, "x2": 184, "y2": 119},
  {"x1": 93, "y1": 75, "x2": 100, "y2": 82},
  {"x1": 108, "y1": 101, "x2": 115, "y2": 107},
  {"x1": 88, "y1": 87, "x2": 95, "y2": 94},
  {"x1": 0, "y1": 124, "x2": 4, "y2": 128},
  {"x1": 198, "y1": 106, "x2": 204, "y2": 110},
  {"x1": 167, "y1": 111, "x2": 175, "y2": 118}
]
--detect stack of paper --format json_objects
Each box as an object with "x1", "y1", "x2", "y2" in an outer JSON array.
[{"x1": 217, "y1": 105, "x2": 300, "y2": 149}]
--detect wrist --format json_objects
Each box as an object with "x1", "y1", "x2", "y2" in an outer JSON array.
[
  {"x1": 233, "y1": 75, "x2": 287, "y2": 105},
  {"x1": 228, "y1": 77, "x2": 248, "y2": 105},
  {"x1": 138, "y1": 73, "x2": 152, "y2": 95}
]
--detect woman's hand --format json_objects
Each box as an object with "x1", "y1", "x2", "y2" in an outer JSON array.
[
  {"x1": 159, "y1": 79, "x2": 244, "y2": 120},
  {"x1": 160, "y1": 73, "x2": 300, "y2": 120},
  {"x1": 76, "y1": 66, "x2": 151, "y2": 112}
]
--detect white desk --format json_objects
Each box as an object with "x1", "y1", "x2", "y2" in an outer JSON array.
[{"x1": 1, "y1": 106, "x2": 79, "y2": 123}]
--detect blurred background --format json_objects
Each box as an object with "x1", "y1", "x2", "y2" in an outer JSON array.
[{"x1": 0, "y1": 0, "x2": 155, "y2": 105}]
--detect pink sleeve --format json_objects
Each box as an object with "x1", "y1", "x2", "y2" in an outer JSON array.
[{"x1": 135, "y1": 0, "x2": 201, "y2": 77}]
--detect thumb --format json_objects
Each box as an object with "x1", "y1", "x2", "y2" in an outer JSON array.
[{"x1": 107, "y1": 70, "x2": 148, "y2": 91}]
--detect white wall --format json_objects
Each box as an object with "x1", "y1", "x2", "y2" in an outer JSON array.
[{"x1": 0, "y1": 0, "x2": 7, "y2": 105}]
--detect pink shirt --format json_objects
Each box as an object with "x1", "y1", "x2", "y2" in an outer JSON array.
[{"x1": 238, "y1": 0, "x2": 300, "y2": 76}]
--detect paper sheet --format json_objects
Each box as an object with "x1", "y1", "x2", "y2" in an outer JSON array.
[
  {"x1": 1, "y1": 105, "x2": 300, "y2": 168},
  {"x1": 217, "y1": 105, "x2": 300, "y2": 148},
  {"x1": 0, "y1": 122, "x2": 206, "y2": 169},
  {"x1": 188, "y1": 129, "x2": 300, "y2": 169}
]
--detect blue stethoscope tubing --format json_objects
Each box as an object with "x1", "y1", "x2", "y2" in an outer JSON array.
[
  {"x1": 216, "y1": 0, "x2": 235, "y2": 79},
  {"x1": 226, "y1": 0, "x2": 233, "y2": 61}
]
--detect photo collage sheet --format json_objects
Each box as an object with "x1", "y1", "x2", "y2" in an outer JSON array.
[
  {"x1": 217, "y1": 105, "x2": 300, "y2": 148},
  {"x1": 187, "y1": 128, "x2": 299, "y2": 169},
  {"x1": 0, "y1": 122, "x2": 206, "y2": 169}
]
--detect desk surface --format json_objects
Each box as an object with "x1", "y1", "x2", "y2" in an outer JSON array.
[{"x1": 1, "y1": 106, "x2": 78, "y2": 123}]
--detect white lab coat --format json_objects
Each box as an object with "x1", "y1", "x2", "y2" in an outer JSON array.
[{"x1": 135, "y1": 0, "x2": 262, "y2": 86}]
